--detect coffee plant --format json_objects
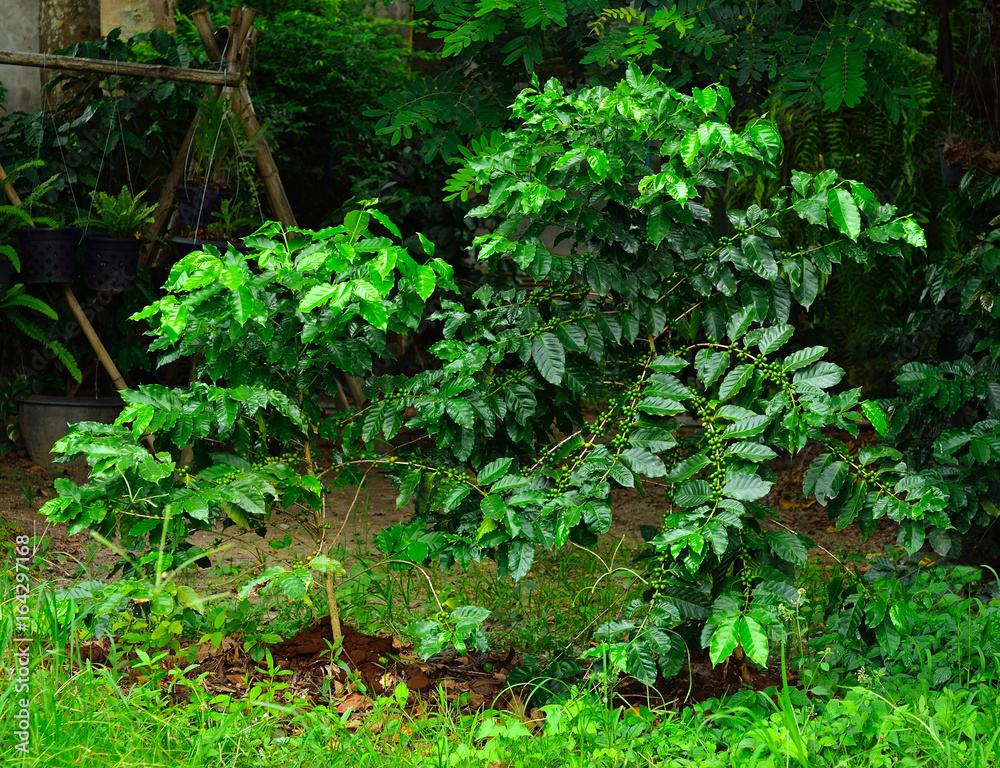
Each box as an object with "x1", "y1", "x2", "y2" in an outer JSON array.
[
  {"x1": 43, "y1": 67, "x2": 944, "y2": 681},
  {"x1": 879, "y1": 182, "x2": 1000, "y2": 562},
  {"x1": 40, "y1": 203, "x2": 455, "y2": 641},
  {"x1": 369, "y1": 67, "x2": 939, "y2": 680}
]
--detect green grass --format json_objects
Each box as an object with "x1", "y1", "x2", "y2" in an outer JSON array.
[
  {"x1": 5, "y1": 538, "x2": 1000, "y2": 766},
  {"x1": 5, "y1": 657, "x2": 1000, "y2": 767}
]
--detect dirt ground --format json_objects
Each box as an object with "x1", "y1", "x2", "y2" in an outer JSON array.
[
  {"x1": 0, "y1": 438, "x2": 904, "y2": 710},
  {"x1": 0, "y1": 435, "x2": 900, "y2": 583}
]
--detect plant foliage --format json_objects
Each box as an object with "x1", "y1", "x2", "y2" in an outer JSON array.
[{"x1": 43, "y1": 64, "x2": 949, "y2": 678}]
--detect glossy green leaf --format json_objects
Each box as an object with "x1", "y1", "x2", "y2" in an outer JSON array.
[{"x1": 827, "y1": 188, "x2": 861, "y2": 240}]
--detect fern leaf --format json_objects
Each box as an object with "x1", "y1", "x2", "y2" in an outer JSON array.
[
  {"x1": 4, "y1": 304, "x2": 82, "y2": 381},
  {"x1": 47, "y1": 338, "x2": 82, "y2": 383},
  {"x1": 3, "y1": 291, "x2": 59, "y2": 319},
  {"x1": 0, "y1": 244, "x2": 19, "y2": 272},
  {"x1": 4, "y1": 308, "x2": 48, "y2": 344}
]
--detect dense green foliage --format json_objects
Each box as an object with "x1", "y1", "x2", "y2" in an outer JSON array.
[
  {"x1": 373, "y1": 0, "x2": 928, "y2": 161},
  {"x1": 41, "y1": 64, "x2": 945, "y2": 680},
  {"x1": 6, "y1": 0, "x2": 1000, "y2": 736},
  {"x1": 879, "y1": 188, "x2": 1000, "y2": 561},
  {"x1": 376, "y1": 68, "x2": 932, "y2": 676}
]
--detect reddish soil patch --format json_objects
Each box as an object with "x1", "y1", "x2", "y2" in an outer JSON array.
[{"x1": 74, "y1": 618, "x2": 788, "y2": 718}]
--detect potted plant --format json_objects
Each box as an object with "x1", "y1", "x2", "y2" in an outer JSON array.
[
  {"x1": 77, "y1": 186, "x2": 157, "y2": 292},
  {"x1": 170, "y1": 198, "x2": 257, "y2": 258},
  {"x1": 0, "y1": 165, "x2": 122, "y2": 467},
  {"x1": 175, "y1": 92, "x2": 261, "y2": 230},
  {"x1": 6, "y1": 171, "x2": 81, "y2": 285},
  {"x1": 0, "y1": 165, "x2": 81, "y2": 382}
]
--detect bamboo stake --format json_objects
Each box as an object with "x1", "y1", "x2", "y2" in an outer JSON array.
[
  {"x1": 60, "y1": 286, "x2": 156, "y2": 454},
  {"x1": 0, "y1": 162, "x2": 22, "y2": 206},
  {"x1": 138, "y1": 112, "x2": 202, "y2": 270},
  {"x1": 0, "y1": 50, "x2": 243, "y2": 87}
]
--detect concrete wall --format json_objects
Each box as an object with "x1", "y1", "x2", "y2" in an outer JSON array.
[
  {"x1": 368, "y1": 0, "x2": 411, "y2": 45},
  {"x1": 0, "y1": 0, "x2": 40, "y2": 115}
]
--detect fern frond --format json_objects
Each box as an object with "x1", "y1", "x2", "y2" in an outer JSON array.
[
  {"x1": 5, "y1": 308, "x2": 50, "y2": 345},
  {"x1": 2, "y1": 290, "x2": 59, "y2": 319},
  {"x1": 5, "y1": 308, "x2": 82, "y2": 382},
  {"x1": 48, "y1": 338, "x2": 82, "y2": 383},
  {"x1": 0, "y1": 244, "x2": 19, "y2": 272}
]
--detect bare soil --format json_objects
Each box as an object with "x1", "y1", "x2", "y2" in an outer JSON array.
[{"x1": 0, "y1": 432, "x2": 900, "y2": 583}]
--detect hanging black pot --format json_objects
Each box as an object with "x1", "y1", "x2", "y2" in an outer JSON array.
[
  {"x1": 174, "y1": 186, "x2": 236, "y2": 229},
  {"x1": 83, "y1": 235, "x2": 142, "y2": 293},
  {"x1": 17, "y1": 228, "x2": 81, "y2": 284},
  {"x1": 937, "y1": 143, "x2": 965, "y2": 188}
]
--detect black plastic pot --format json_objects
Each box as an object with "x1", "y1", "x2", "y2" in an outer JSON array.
[
  {"x1": 174, "y1": 186, "x2": 235, "y2": 229},
  {"x1": 83, "y1": 235, "x2": 141, "y2": 293},
  {"x1": 17, "y1": 394, "x2": 124, "y2": 469},
  {"x1": 937, "y1": 143, "x2": 965, "y2": 188},
  {"x1": 17, "y1": 228, "x2": 81, "y2": 284}
]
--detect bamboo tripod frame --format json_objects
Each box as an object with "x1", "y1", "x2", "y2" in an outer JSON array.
[{"x1": 143, "y1": 5, "x2": 297, "y2": 270}]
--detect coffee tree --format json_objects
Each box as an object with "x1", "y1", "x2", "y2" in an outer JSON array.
[
  {"x1": 41, "y1": 205, "x2": 455, "y2": 642},
  {"x1": 364, "y1": 67, "x2": 940, "y2": 679}
]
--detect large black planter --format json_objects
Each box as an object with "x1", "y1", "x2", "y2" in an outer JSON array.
[
  {"x1": 174, "y1": 186, "x2": 235, "y2": 229},
  {"x1": 17, "y1": 228, "x2": 81, "y2": 284},
  {"x1": 83, "y1": 235, "x2": 141, "y2": 293},
  {"x1": 17, "y1": 394, "x2": 124, "y2": 469}
]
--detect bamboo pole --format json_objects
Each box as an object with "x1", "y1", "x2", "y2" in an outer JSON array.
[
  {"x1": 0, "y1": 162, "x2": 23, "y2": 207},
  {"x1": 0, "y1": 50, "x2": 243, "y2": 87},
  {"x1": 62, "y1": 285, "x2": 128, "y2": 390},
  {"x1": 59, "y1": 289, "x2": 156, "y2": 454},
  {"x1": 138, "y1": 113, "x2": 202, "y2": 270}
]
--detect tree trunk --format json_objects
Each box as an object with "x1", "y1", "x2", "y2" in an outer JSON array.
[
  {"x1": 39, "y1": 0, "x2": 100, "y2": 54},
  {"x1": 100, "y1": 0, "x2": 176, "y2": 38}
]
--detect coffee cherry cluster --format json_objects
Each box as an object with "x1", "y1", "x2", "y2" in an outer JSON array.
[{"x1": 737, "y1": 553, "x2": 757, "y2": 601}]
